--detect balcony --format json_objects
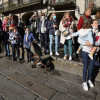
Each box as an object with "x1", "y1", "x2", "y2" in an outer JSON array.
[
  {"x1": 2, "y1": 0, "x2": 45, "y2": 15},
  {"x1": 2, "y1": 0, "x2": 42, "y2": 11},
  {"x1": 48, "y1": 0, "x2": 76, "y2": 10},
  {"x1": 85, "y1": 0, "x2": 100, "y2": 10}
]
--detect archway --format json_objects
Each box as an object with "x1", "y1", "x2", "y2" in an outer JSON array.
[{"x1": 22, "y1": 12, "x2": 33, "y2": 26}]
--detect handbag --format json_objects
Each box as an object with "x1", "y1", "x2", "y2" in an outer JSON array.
[
  {"x1": 55, "y1": 30, "x2": 61, "y2": 36},
  {"x1": 62, "y1": 29, "x2": 70, "y2": 37},
  {"x1": 25, "y1": 42, "x2": 31, "y2": 49}
]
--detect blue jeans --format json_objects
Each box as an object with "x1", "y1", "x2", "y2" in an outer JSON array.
[
  {"x1": 82, "y1": 51, "x2": 96, "y2": 82},
  {"x1": 12, "y1": 44, "x2": 20, "y2": 60},
  {"x1": 26, "y1": 48, "x2": 32, "y2": 61},
  {"x1": 5, "y1": 44, "x2": 10, "y2": 56},
  {"x1": 49, "y1": 35, "x2": 58, "y2": 53}
]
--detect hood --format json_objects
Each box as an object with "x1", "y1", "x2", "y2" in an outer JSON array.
[{"x1": 78, "y1": 29, "x2": 92, "y2": 36}]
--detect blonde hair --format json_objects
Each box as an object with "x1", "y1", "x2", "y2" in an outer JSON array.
[
  {"x1": 95, "y1": 11, "x2": 100, "y2": 19},
  {"x1": 50, "y1": 13, "x2": 56, "y2": 20},
  {"x1": 84, "y1": 7, "x2": 92, "y2": 13},
  {"x1": 62, "y1": 12, "x2": 73, "y2": 23}
]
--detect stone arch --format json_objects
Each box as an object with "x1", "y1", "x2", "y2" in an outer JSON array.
[
  {"x1": 13, "y1": 14, "x2": 18, "y2": 26},
  {"x1": 22, "y1": 12, "x2": 33, "y2": 26}
]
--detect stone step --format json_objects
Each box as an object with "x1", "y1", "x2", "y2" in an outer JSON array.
[
  {"x1": 0, "y1": 56, "x2": 99, "y2": 100},
  {"x1": 8, "y1": 72, "x2": 57, "y2": 100},
  {"x1": 0, "y1": 95, "x2": 5, "y2": 100},
  {"x1": 7, "y1": 44, "x2": 100, "y2": 82},
  {"x1": 11, "y1": 63, "x2": 98, "y2": 100},
  {"x1": 41, "y1": 55, "x2": 100, "y2": 82},
  {"x1": 0, "y1": 73, "x2": 39, "y2": 100}
]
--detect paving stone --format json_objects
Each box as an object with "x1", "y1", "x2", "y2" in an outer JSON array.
[
  {"x1": 0, "y1": 74, "x2": 37, "y2": 100},
  {"x1": 8, "y1": 72, "x2": 57, "y2": 100},
  {"x1": 96, "y1": 92, "x2": 100, "y2": 100},
  {"x1": 15, "y1": 65, "x2": 52, "y2": 83},
  {"x1": 46, "y1": 77, "x2": 97, "y2": 100},
  {"x1": 0, "y1": 95, "x2": 5, "y2": 100},
  {"x1": 50, "y1": 92, "x2": 75, "y2": 100},
  {"x1": 67, "y1": 84, "x2": 96, "y2": 100},
  {"x1": 35, "y1": 97, "x2": 45, "y2": 100},
  {"x1": 45, "y1": 77, "x2": 72, "y2": 94},
  {"x1": 49, "y1": 69, "x2": 82, "y2": 86}
]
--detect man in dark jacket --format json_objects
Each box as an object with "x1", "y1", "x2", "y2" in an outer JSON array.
[
  {"x1": 38, "y1": 13, "x2": 49, "y2": 54},
  {"x1": 29, "y1": 11, "x2": 40, "y2": 42}
]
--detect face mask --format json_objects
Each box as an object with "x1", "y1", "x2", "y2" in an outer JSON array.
[
  {"x1": 26, "y1": 31, "x2": 30, "y2": 34},
  {"x1": 41, "y1": 16, "x2": 45, "y2": 19},
  {"x1": 53, "y1": 15, "x2": 56, "y2": 19},
  {"x1": 34, "y1": 12, "x2": 37, "y2": 14},
  {"x1": 93, "y1": 27, "x2": 98, "y2": 30}
]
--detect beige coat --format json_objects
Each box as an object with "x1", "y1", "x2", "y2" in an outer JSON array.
[{"x1": 59, "y1": 20, "x2": 74, "y2": 44}]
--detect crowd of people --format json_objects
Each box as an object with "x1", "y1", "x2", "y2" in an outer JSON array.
[{"x1": 0, "y1": 7, "x2": 100, "y2": 91}]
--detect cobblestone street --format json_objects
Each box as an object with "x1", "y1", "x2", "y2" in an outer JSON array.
[{"x1": 0, "y1": 52, "x2": 100, "y2": 100}]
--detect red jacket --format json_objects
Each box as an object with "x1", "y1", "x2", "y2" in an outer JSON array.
[{"x1": 77, "y1": 14, "x2": 92, "y2": 30}]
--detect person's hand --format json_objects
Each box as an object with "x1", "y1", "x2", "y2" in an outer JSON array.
[
  {"x1": 23, "y1": 45, "x2": 25, "y2": 48},
  {"x1": 69, "y1": 34, "x2": 72, "y2": 37},
  {"x1": 53, "y1": 25, "x2": 58, "y2": 28},
  {"x1": 86, "y1": 41, "x2": 93, "y2": 47},
  {"x1": 14, "y1": 36, "x2": 19, "y2": 39}
]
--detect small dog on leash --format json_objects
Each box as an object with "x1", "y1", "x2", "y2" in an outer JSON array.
[{"x1": 31, "y1": 55, "x2": 54, "y2": 71}]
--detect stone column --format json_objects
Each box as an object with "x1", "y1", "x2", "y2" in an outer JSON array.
[
  {"x1": 75, "y1": 0, "x2": 86, "y2": 20},
  {"x1": 76, "y1": 0, "x2": 86, "y2": 14}
]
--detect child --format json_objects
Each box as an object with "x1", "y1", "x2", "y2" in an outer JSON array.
[{"x1": 70, "y1": 20, "x2": 100, "y2": 60}]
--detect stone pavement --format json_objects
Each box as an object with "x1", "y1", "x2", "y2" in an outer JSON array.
[{"x1": 0, "y1": 52, "x2": 100, "y2": 100}]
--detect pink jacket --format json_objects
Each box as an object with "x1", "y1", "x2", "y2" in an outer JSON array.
[{"x1": 2, "y1": 20, "x2": 8, "y2": 31}]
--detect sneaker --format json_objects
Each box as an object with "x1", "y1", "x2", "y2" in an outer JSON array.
[
  {"x1": 26, "y1": 60, "x2": 29, "y2": 63},
  {"x1": 46, "y1": 49, "x2": 49, "y2": 53},
  {"x1": 50, "y1": 52, "x2": 53, "y2": 56},
  {"x1": 76, "y1": 51, "x2": 79, "y2": 54},
  {"x1": 88, "y1": 80, "x2": 94, "y2": 88},
  {"x1": 55, "y1": 52, "x2": 59, "y2": 56},
  {"x1": 69, "y1": 56, "x2": 72, "y2": 60},
  {"x1": 82, "y1": 82, "x2": 88, "y2": 91},
  {"x1": 17, "y1": 58, "x2": 20, "y2": 62},
  {"x1": 63, "y1": 55, "x2": 67, "y2": 60},
  {"x1": 88, "y1": 54, "x2": 93, "y2": 60}
]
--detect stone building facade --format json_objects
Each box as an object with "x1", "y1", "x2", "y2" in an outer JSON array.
[{"x1": 1, "y1": 0, "x2": 100, "y2": 24}]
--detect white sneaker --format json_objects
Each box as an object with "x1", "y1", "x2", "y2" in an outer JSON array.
[
  {"x1": 88, "y1": 80, "x2": 94, "y2": 88},
  {"x1": 69, "y1": 56, "x2": 72, "y2": 60},
  {"x1": 50, "y1": 52, "x2": 53, "y2": 56},
  {"x1": 76, "y1": 51, "x2": 79, "y2": 54},
  {"x1": 46, "y1": 49, "x2": 49, "y2": 53},
  {"x1": 55, "y1": 52, "x2": 59, "y2": 56},
  {"x1": 82, "y1": 82, "x2": 88, "y2": 91},
  {"x1": 88, "y1": 54, "x2": 93, "y2": 60},
  {"x1": 63, "y1": 55, "x2": 67, "y2": 60}
]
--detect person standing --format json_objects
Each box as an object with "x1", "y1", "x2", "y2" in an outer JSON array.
[
  {"x1": 29, "y1": 11, "x2": 40, "y2": 42},
  {"x1": 78, "y1": 19, "x2": 99, "y2": 91},
  {"x1": 2, "y1": 27, "x2": 10, "y2": 57},
  {"x1": 77, "y1": 7, "x2": 92, "y2": 30},
  {"x1": 59, "y1": 12, "x2": 74, "y2": 60},
  {"x1": 38, "y1": 13, "x2": 49, "y2": 54},
  {"x1": 2, "y1": 17, "x2": 8, "y2": 31},
  {"x1": 9, "y1": 27, "x2": 21, "y2": 61},
  {"x1": 23, "y1": 27, "x2": 35, "y2": 62},
  {"x1": 48, "y1": 13, "x2": 59, "y2": 56},
  {"x1": 95, "y1": 10, "x2": 100, "y2": 62}
]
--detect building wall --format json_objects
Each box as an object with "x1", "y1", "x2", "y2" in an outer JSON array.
[{"x1": 0, "y1": 0, "x2": 2, "y2": 5}]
